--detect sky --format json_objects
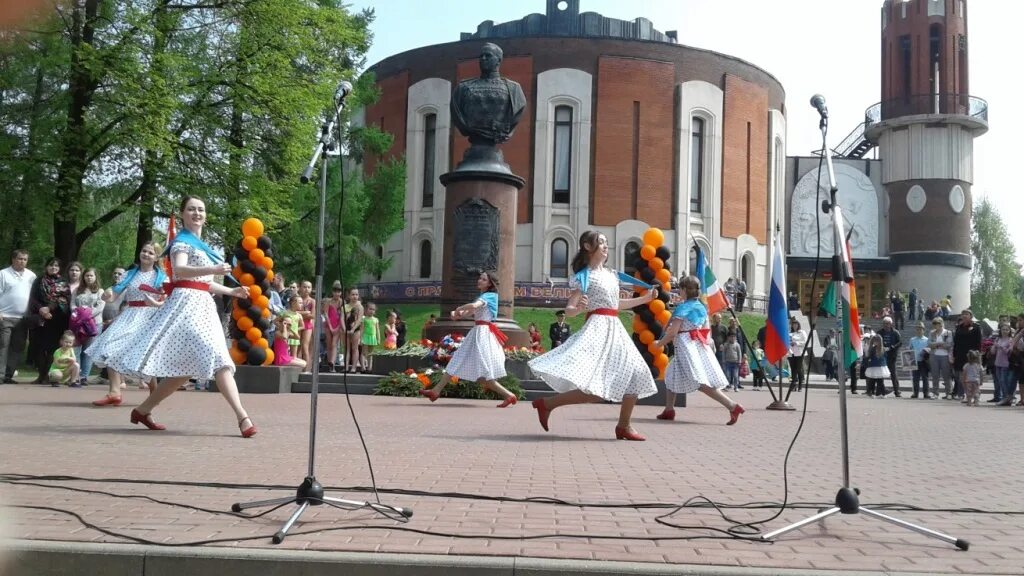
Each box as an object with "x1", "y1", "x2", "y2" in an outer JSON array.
[{"x1": 348, "y1": 0, "x2": 1022, "y2": 258}]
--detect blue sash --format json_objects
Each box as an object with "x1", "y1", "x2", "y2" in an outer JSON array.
[
  {"x1": 671, "y1": 298, "x2": 708, "y2": 326},
  {"x1": 478, "y1": 291, "x2": 498, "y2": 318},
  {"x1": 113, "y1": 266, "x2": 167, "y2": 295},
  {"x1": 573, "y1": 267, "x2": 654, "y2": 293},
  {"x1": 164, "y1": 228, "x2": 224, "y2": 266}
]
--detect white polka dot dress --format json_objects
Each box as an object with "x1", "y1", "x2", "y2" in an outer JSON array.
[
  {"x1": 664, "y1": 315, "x2": 729, "y2": 394},
  {"x1": 529, "y1": 267, "x2": 657, "y2": 401},
  {"x1": 445, "y1": 297, "x2": 507, "y2": 381},
  {"x1": 107, "y1": 244, "x2": 233, "y2": 380},
  {"x1": 85, "y1": 270, "x2": 159, "y2": 369}
]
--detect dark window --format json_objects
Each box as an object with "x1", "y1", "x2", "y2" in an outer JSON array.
[
  {"x1": 419, "y1": 240, "x2": 431, "y2": 279},
  {"x1": 624, "y1": 241, "x2": 641, "y2": 276},
  {"x1": 422, "y1": 113, "x2": 436, "y2": 208},
  {"x1": 550, "y1": 239, "x2": 569, "y2": 278},
  {"x1": 552, "y1": 106, "x2": 572, "y2": 204},
  {"x1": 899, "y1": 35, "x2": 912, "y2": 102},
  {"x1": 690, "y1": 117, "x2": 705, "y2": 213}
]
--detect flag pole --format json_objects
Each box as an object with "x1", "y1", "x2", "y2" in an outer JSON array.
[{"x1": 765, "y1": 226, "x2": 795, "y2": 410}]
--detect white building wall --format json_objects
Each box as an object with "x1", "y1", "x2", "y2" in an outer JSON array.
[{"x1": 676, "y1": 80, "x2": 723, "y2": 277}]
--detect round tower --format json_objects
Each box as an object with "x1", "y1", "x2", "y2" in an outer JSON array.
[{"x1": 867, "y1": 0, "x2": 987, "y2": 310}]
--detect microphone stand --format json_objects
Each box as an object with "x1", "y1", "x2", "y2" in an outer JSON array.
[
  {"x1": 761, "y1": 108, "x2": 967, "y2": 551},
  {"x1": 231, "y1": 95, "x2": 412, "y2": 544}
]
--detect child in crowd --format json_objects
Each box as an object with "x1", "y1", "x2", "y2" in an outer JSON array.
[
  {"x1": 49, "y1": 331, "x2": 80, "y2": 387},
  {"x1": 272, "y1": 314, "x2": 307, "y2": 369},
  {"x1": 864, "y1": 334, "x2": 889, "y2": 397},
  {"x1": 383, "y1": 311, "x2": 398, "y2": 350},
  {"x1": 283, "y1": 296, "x2": 304, "y2": 361},
  {"x1": 751, "y1": 340, "x2": 766, "y2": 391},
  {"x1": 360, "y1": 302, "x2": 379, "y2": 373},
  {"x1": 722, "y1": 330, "x2": 742, "y2": 391},
  {"x1": 962, "y1": 350, "x2": 983, "y2": 406}
]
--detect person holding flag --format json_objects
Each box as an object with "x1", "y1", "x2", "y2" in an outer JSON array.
[
  {"x1": 528, "y1": 231, "x2": 659, "y2": 441},
  {"x1": 653, "y1": 275, "x2": 744, "y2": 425}
]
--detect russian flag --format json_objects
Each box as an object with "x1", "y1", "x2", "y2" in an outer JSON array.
[
  {"x1": 693, "y1": 243, "x2": 729, "y2": 315},
  {"x1": 764, "y1": 233, "x2": 791, "y2": 364}
]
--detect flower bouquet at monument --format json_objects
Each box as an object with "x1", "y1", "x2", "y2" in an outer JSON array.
[{"x1": 428, "y1": 334, "x2": 463, "y2": 366}]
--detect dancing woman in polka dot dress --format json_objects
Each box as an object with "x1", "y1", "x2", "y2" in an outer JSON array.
[
  {"x1": 418, "y1": 271, "x2": 517, "y2": 407},
  {"x1": 108, "y1": 196, "x2": 257, "y2": 437},
  {"x1": 653, "y1": 275, "x2": 744, "y2": 425},
  {"x1": 528, "y1": 231, "x2": 659, "y2": 441}
]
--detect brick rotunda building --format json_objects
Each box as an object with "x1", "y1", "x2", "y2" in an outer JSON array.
[{"x1": 358, "y1": 0, "x2": 787, "y2": 303}]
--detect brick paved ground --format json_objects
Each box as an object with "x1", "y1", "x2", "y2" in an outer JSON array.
[{"x1": 1, "y1": 382, "x2": 1023, "y2": 574}]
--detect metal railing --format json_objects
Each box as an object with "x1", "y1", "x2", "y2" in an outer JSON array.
[{"x1": 865, "y1": 93, "x2": 988, "y2": 126}]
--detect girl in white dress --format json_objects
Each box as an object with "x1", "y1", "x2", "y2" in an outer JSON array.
[
  {"x1": 528, "y1": 231, "x2": 659, "y2": 441},
  {"x1": 110, "y1": 196, "x2": 256, "y2": 437},
  {"x1": 418, "y1": 271, "x2": 517, "y2": 407},
  {"x1": 88, "y1": 242, "x2": 166, "y2": 406},
  {"x1": 653, "y1": 276, "x2": 745, "y2": 425}
]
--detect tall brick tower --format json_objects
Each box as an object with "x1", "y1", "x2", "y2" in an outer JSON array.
[{"x1": 867, "y1": 0, "x2": 987, "y2": 309}]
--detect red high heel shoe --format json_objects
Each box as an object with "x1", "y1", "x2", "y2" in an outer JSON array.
[
  {"x1": 239, "y1": 416, "x2": 257, "y2": 438},
  {"x1": 130, "y1": 409, "x2": 165, "y2": 430},
  {"x1": 727, "y1": 404, "x2": 745, "y2": 425},
  {"x1": 615, "y1": 426, "x2": 646, "y2": 441},
  {"x1": 497, "y1": 395, "x2": 517, "y2": 408},
  {"x1": 92, "y1": 395, "x2": 123, "y2": 407},
  {"x1": 655, "y1": 408, "x2": 675, "y2": 420},
  {"x1": 418, "y1": 389, "x2": 439, "y2": 402},
  {"x1": 531, "y1": 398, "x2": 550, "y2": 431}
]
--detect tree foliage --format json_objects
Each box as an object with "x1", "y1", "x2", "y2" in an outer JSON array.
[
  {"x1": 0, "y1": 0, "x2": 405, "y2": 288},
  {"x1": 970, "y1": 197, "x2": 1022, "y2": 319}
]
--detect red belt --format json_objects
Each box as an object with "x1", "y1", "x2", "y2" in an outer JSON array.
[
  {"x1": 475, "y1": 320, "x2": 508, "y2": 345},
  {"x1": 586, "y1": 308, "x2": 618, "y2": 320},
  {"x1": 687, "y1": 328, "x2": 711, "y2": 345},
  {"x1": 168, "y1": 280, "x2": 210, "y2": 292},
  {"x1": 127, "y1": 301, "x2": 148, "y2": 308}
]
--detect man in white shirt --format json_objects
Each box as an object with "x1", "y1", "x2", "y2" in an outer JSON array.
[{"x1": 0, "y1": 250, "x2": 36, "y2": 383}]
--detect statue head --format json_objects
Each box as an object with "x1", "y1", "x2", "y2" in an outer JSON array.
[{"x1": 479, "y1": 43, "x2": 503, "y2": 76}]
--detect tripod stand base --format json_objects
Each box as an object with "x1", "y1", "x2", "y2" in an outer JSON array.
[
  {"x1": 765, "y1": 400, "x2": 796, "y2": 411},
  {"x1": 761, "y1": 487, "x2": 968, "y2": 550},
  {"x1": 231, "y1": 477, "x2": 412, "y2": 544}
]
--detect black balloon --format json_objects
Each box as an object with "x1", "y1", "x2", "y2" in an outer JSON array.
[
  {"x1": 631, "y1": 256, "x2": 647, "y2": 271},
  {"x1": 236, "y1": 338, "x2": 252, "y2": 352},
  {"x1": 247, "y1": 307, "x2": 263, "y2": 322},
  {"x1": 257, "y1": 235, "x2": 273, "y2": 250},
  {"x1": 640, "y1": 267, "x2": 656, "y2": 283},
  {"x1": 234, "y1": 246, "x2": 249, "y2": 263},
  {"x1": 256, "y1": 317, "x2": 272, "y2": 331},
  {"x1": 264, "y1": 248, "x2": 274, "y2": 259},
  {"x1": 246, "y1": 346, "x2": 267, "y2": 366},
  {"x1": 655, "y1": 246, "x2": 671, "y2": 261},
  {"x1": 259, "y1": 280, "x2": 271, "y2": 294},
  {"x1": 252, "y1": 266, "x2": 267, "y2": 283},
  {"x1": 237, "y1": 298, "x2": 252, "y2": 310},
  {"x1": 658, "y1": 291, "x2": 671, "y2": 304},
  {"x1": 650, "y1": 323, "x2": 664, "y2": 339},
  {"x1": 229, "y1": 325, "x2": 244, "y2": 339},
  {"x1": 240, "y1": 259, "x2": 256, "y2": 274},
  {"x1": 637, "y1": 308, "x2": 655, "y2": 325},
  {"x1": 650, "y1": 364, "x2": 659, "y2": 378},
  {"x1": 640, "y1": 349, "x2": 653, "y2": 364}
]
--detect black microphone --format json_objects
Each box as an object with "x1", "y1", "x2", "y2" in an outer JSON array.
[
  {"x1": 334, "y1": 80, "x2": 353, "y2": 104},
  {"x1": 810, "y1": 94, "x2": 828, "y2": 119}
]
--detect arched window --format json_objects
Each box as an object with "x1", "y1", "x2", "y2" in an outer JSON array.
[
  {"x1": 552, "y1": 105, "x2": 573, "y2": 204},
  {"x1": 688, "y1": 242, "x2": 711, "y2": 279},
  {"x1": 623, "y1": 241, "x2": 641, "y2": 275},
  {"x1": 741, "y1": 253, "x2": 754, "y2": 285},
  {"x1": 419, "y1": 240, "x2": 431, "y2": 279},
  {"x1": 690, "y1": 117, "x2": 705, "y2": 213},
  {"x1": 550, "y1": 238, "x2": 569, "y2": 279},
  {"x1": 422, "y1": 113, "x2": 437, "y2": 208}
]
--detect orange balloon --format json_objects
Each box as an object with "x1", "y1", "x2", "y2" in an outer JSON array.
[
  {"x1": 263, "y1": 257, "x2": 274, "y2": 270},
  {"x1": 647, "y1": 342, "x2": 662, "y2": 355},
  {"x1": 261, "y1": 307, "x2": 271, "y2": 318},
  {"x1": 246, "y1": 327, "x2": 262, "y2": 342},
  {"x1": 241, "y1": 236, "x2": 258, "y2": 251},
  {"x1": 231, "y1": 308, "x2": 245, "y2": 321},
  {"x1": 249, "y1": 248, "x2": 265, "y2": 263},
  {"x1": 249, "y1": 285, "x2": 262, "y2": 299},
  {"x1": 241, "y1": 218, "x2": 264, "y2": 238},
  {"x1": 257, "y1": 338, "x2": 268, "y2": 350},
  {"x1": 229, "y1": 346, "x2": 246, "y2": 364},
  {"x1": 232, "y1": 265, "x2": 243, "y2": 279},
  {"x1": 239, "y1": 273, "x2": 255, "y2": 287},
  {"x1": 657, "y1": 310, "x2": 672, "y2": 325},
  {"x1": 237, "y1": 317, "x2": 254, "y2": 332},
  {"x1": 255, "y1": 295, "x2": 269, "y2": 309},
  {"x1": 649, "y1": 257, "x2": 664, "y2": 271},
  {"x1": 658, "y1": 367, "x2": 666, "y2": 380},
  {"x1": 263, "y1": 349, "x2": 275, "y2": 366},
  {"x1": 640, "y1": 244, "x2": 656, "y2": 261},
  {"x1": 662, "y1": 282, "x2": 671, "y2": 293},
  {"x1": 654, "y1": 353, "x2": 670, "y2": 369},
  {"x1": 266, "y1": 270, "x2": 275, "y2": 282},
  {"x1": 639, "y1": 330, "x2": 654, "y2": 345},
  {"x1": 643, "y1": 227, "x2": 664, "y2": 247},
  {"x1": 656, "y1": 268, "x2": 672, "y2": 284},
  {"x1": 632, "y1": 316, "x2": 646, "y2": 333},
  {"x1": 649, "y1": 299, "x2": 666, "y2": 314}
]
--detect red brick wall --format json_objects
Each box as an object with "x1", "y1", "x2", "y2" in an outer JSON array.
[
  {"x1": 721, "y1": 74, "x2": 768, "y2": 244},
  {"x1": 592, "y1": 56, "x2": 674, "y2": 229},
  {"x1": 452, "y1": 57, "x2": 534, "y2": 224},
  {"x1": 364, "y1": 71, "x2": 409, "y2": 176}
]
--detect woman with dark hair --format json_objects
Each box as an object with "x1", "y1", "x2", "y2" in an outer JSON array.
[
  {"x1": 528, "y1": 231, "x2": 659, "y2": 440},
  {"x1": 107, "y1": 196, "x2": 256, "y2": 437},
  {"x1": 27, "y1": 257, "x2": 70, "y2": 384},
  {"x1": 418, "y1": 270, "x2": 517, "y2": 406}
]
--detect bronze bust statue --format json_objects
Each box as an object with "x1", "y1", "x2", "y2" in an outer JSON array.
[{"x1": 449, "y1": 43, "x2": 527, "y2": 174}]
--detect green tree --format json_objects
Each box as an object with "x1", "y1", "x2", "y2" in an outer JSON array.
[{"x1": 970, "y1": 197, "x2": 1021, "y2": 318}]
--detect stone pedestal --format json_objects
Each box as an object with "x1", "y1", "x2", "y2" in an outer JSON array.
[{"x1": 425, "y1": 169, "x2": 529, "y2": 348}]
